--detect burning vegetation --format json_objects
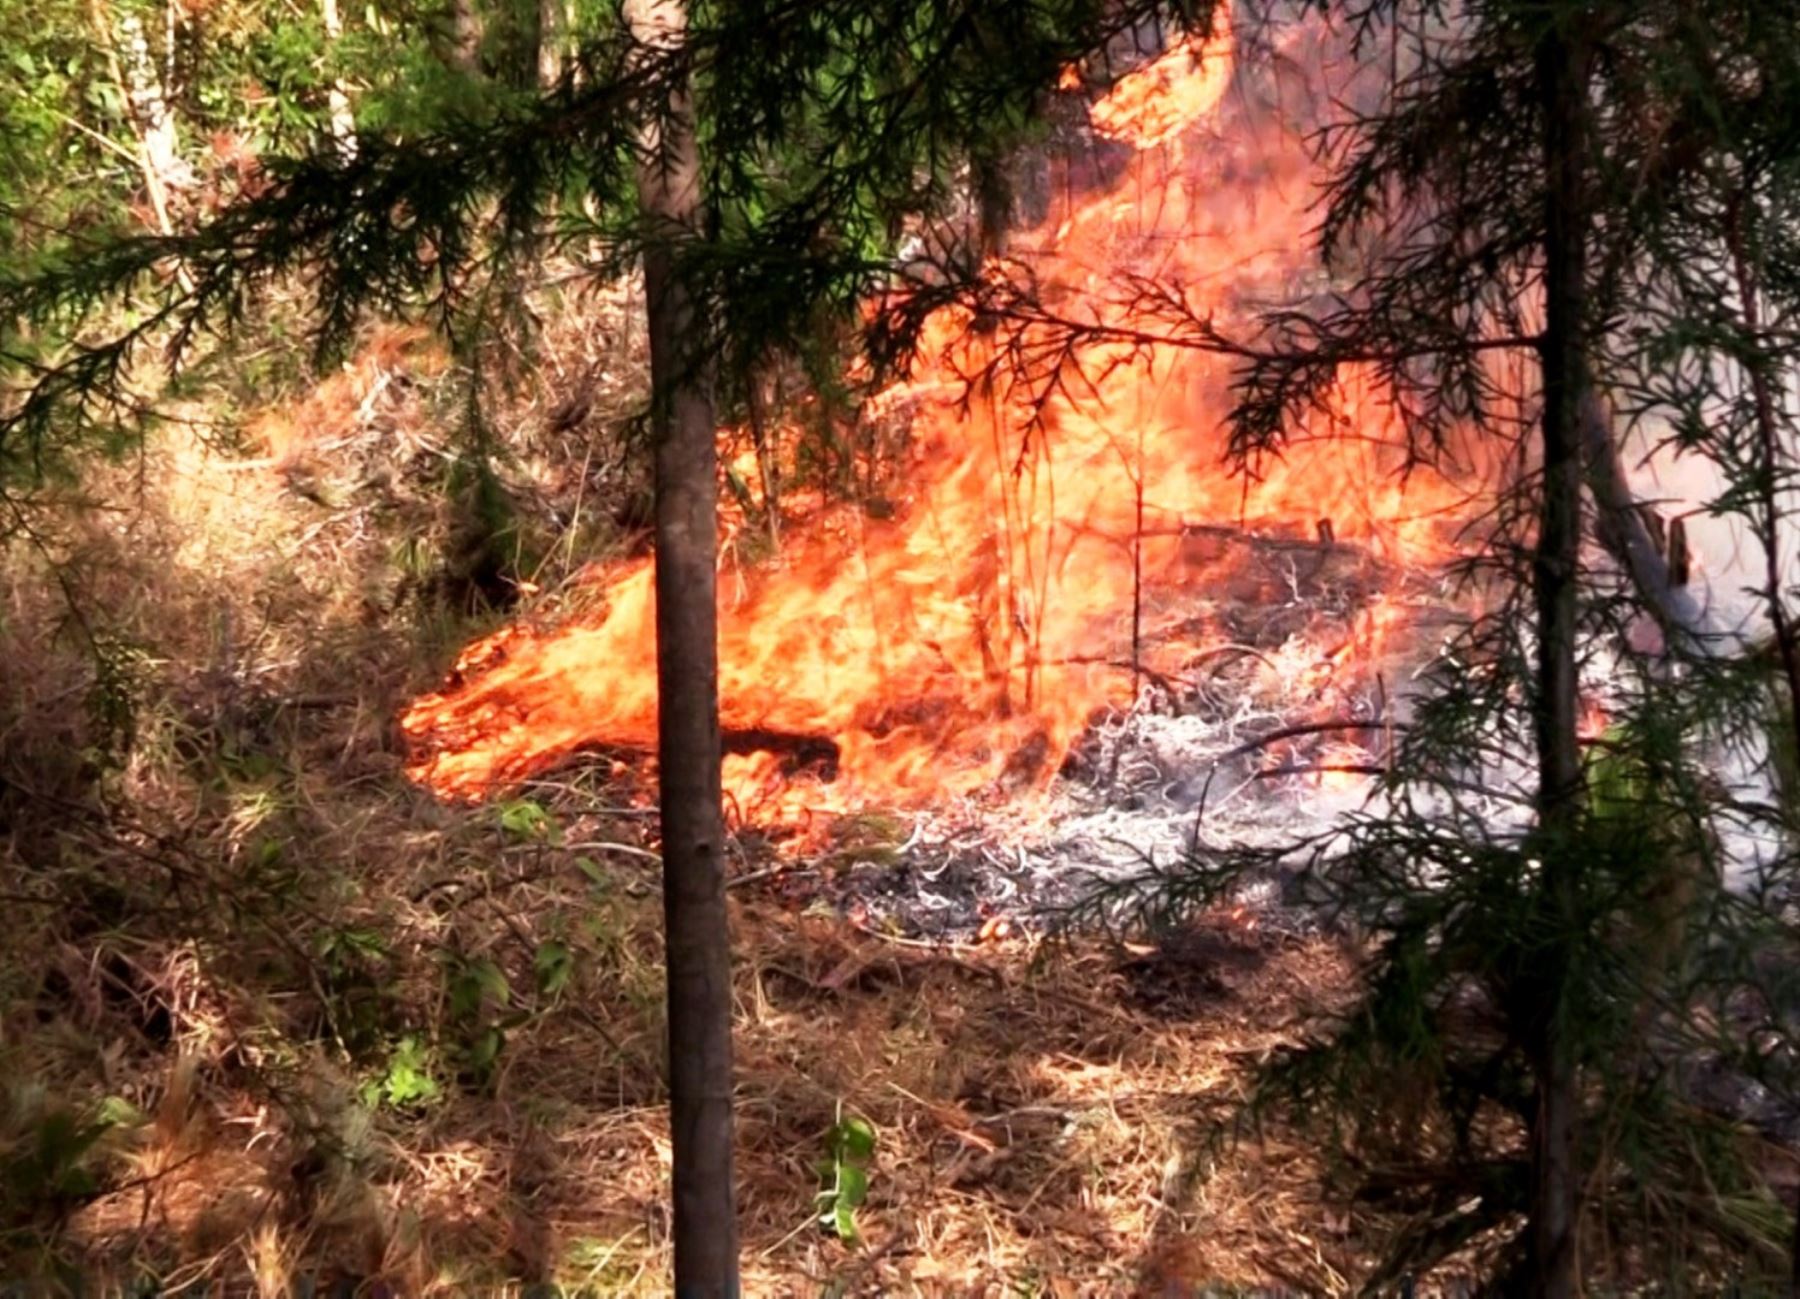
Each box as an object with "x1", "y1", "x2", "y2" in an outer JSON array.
[
  {"x1": 8, "y1": 0, "x2": 1800, "y2": 1293},
  {"x1": 401, "y1": 10, "x2": 1485, "y2": 836}
]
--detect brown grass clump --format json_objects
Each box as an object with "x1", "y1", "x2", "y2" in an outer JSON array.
[{"x1": 0, "y1": 284, "x2": 1429, "y2": 1296}]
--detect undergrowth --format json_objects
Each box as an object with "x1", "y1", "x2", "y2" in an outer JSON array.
[{"x1": 2, "y1": 279, "x2": 1394, "y2": 1296}]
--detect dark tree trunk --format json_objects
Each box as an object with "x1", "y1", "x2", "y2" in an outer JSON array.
[
  {"x1": 1529, "y1": 14, "x2": 1591, "y2": 1298},
  {"x1": 626, "y1": 0, "x2": 740, "y2": 1292},
  {"x1": 974, "y1": 151, "x2": 1013, "y2": 255},
  {"x1": 501, "y1": 0, "x2": 542, "y2": 90}
]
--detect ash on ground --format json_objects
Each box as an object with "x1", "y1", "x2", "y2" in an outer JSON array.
[{"x1": 754, "y1": 534, "x2": 1468, "y2": 941}]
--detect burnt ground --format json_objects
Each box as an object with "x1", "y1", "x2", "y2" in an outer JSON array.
[{"x1": 723, "y1": 524, "x2": 1462, "y2": 942}]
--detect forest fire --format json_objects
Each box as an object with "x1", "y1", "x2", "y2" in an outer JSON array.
[
  {"x1": 401, "y1": 11, "x2": 1482, "y2": 826},
  {"x1": 1088, "y1": 3, "x2": 1234, "y2": 149}
]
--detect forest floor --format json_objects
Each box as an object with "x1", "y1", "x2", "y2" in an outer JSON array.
[{"x1": 0, "y1": 291, "x2": 1494, "y2": 1296}]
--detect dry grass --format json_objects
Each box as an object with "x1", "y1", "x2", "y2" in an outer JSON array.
[
  {"x1": 0, "y1": 285, "x2": 1443, "y2": 1297},
  {"x1": 22, "y1": 861, "x2": 1375, "y2": 1296}
]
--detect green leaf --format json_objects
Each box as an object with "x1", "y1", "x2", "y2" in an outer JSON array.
[
  {"x1": 95, "y1": 1096, "x2": 141, "y2": 1127},
  {"x1": 815, "y1": 1110, "x2": 877, "y2": 1244},
  {"x1": 468, "y1": 1025, "x2": 505, "y2": 1071},
  {"x1": 367, "y1": 1036, "x2": 441, "y2": 1109},
  {"x1": 835, "y1": 1116, "x2": 876, "y2": 1162},
  {"x1": 319, "y1": 926, "x2": 389, "y2": 964},
  {"x1": 498, "y1": 798, "x2": 556, "y2": 841},
  {"x1": 534, "y1": 940, "x2": 574, "y2": 996},
  {"x1": 473, "y1": 958, "x2": 510, "y2": 1001},
  {"x1": 448, "y1": 956, "x2": 510, "y2": 1018},
  {"x1": 836, "y1": 1162, "x2": 869, "y2": 1209},
  {"x1": 14, "y1": 1110, "x2": 111, "y2": 1199}
]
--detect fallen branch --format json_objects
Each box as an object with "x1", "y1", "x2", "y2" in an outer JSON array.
[
  {"x1": 1580, "y1": 388, "x2": 1712, "y2": 651},
  {"x1": 1212, "y1": 719, "x2": 1401, "y2": 767}
]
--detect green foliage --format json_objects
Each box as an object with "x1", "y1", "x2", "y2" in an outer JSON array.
[
  {"x1": 534, "y1": 939, "x2": 575, "y2": 997},
  {"x1": 815, "y1": 1110, "x2": 877, "y2": 1243},
  {"x1": 0, "y1": 0, "x2": 1217, "y2": 497},
  {"x1": 0, "y1": 0, "x2": 128, "y2": 256},
  {"x1": 82, "y1": 632, "x2": 148, "y2": 771},
  {"x1": 499, "y1": 796, "x2": 559, "y2": 842},
  {"x1": 0, "y1": 1088, "x2": 136, "y2": 1230},
  {"x1": 316, "y1": 923, "x2": 399, "y2": 1056},
  {"x1": 360, "y1": 1034, "x2": 443, "y2": 1109},
  {"x1": 444, "y1": 951, "x2": 514, "y2": 1087},
  {"x1": 559, "y1": 1230, "x2": 647, "y2": 1290},
  {"x1": 3, "y1": 1109, "x2": 109, "y2": 1206},
  {"x1": 447, "y1": 952, "x2": 511, "y2": 1019},
  {"x1": 318, "y1": 925, "x2": 391, "y2": 968}
]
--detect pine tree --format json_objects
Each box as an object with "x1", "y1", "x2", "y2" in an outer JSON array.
[{"x1": 625, "y1": 0, "x2": 739, "y2": 1289}]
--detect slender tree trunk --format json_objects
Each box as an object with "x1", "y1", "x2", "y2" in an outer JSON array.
[
  {"x1": 624, "y1": 0, "x2": 740, "y2": 1292},
  {"x1": 1530, "y1": 14, "x2": 1591, "y2": 1298},
  {"x1": 320, "y1": 0, "x2": 358, "y2": 157},
  {"x1": 1580, "y1": 388, "x2": 1707, "y2": 649},
  {"x1": 88, "y1": 0, "x2": 184, "y2": 239},
  {"x1": 537, "y1": 0, "x2": 563, "y2": 88},
  {"x1": 975, "y1": 151, "x2": 1012, "y2": 255},
  {"x1": 446, "y1": 0, "x2": 483, "y2": 74},
  {"x1": 501, "y1": 0, "x2": 542, "y2": 90}
]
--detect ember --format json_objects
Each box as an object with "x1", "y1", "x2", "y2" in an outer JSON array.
[{"x1": 400, "y1": 13, "x2": 1484, "y2": 826}]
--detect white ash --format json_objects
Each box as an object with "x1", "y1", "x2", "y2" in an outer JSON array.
[{"x1": 831, "y1": 634, "x2": 1790, "y2": 941}]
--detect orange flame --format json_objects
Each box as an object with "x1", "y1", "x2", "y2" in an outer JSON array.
[
  {"x1": 1090, "y1": 5, "x2": 1234, "y2": 150},
  {"x1": 401, "y1": 14, "x2": 1484, "y2": 825}
]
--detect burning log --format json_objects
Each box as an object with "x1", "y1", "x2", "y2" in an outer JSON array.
[
  {"x1": 1156, "y1": 520, "x2": 1358, "y2": 553},
  {"x1": 1164, "y1": 522, "x2": 1392, "y2": 610},
  {"x1": 560, "y1": 727, "x2": 842, "y2": 781},
  {"x1": 722, "y1": 726, "x2": 841, "y2": 779}
]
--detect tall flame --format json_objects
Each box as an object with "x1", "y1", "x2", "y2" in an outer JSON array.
[
  {"x1": 401, "y1": 12, "x2": 1480, "y2": 823},
  {"x1": 1089, "y1": 5, "x2": 1234, "y2": 150}
]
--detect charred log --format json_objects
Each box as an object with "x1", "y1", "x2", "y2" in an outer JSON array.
[
  {"x1": 722, "y1": 727, "x2": 840, "y2": 778},
  {"x1": 565, "y1": 728, "x2": 841, "y2": 782}
]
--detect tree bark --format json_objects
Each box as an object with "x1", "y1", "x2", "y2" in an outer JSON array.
[
  {"x1": 446, "y1": 0, "x2": 483, "y2": 74},
  {"x1": 624, "y1": 0, "x2": 740, "y2": 1292},
  {"x1": 320, "y1": 0, "x2": 358, "y2": 157},
  {"x1": 974, "y1": 151, "x2": 1012, "y2": 255},
  {"x1": 88, "y1": 0, "x2": 185, "y2": 240},
  {"x1": 501, "y1": 0, "x2": 543, "y2": 90},
  {"x1": 1530, "y1": 14, "x2": 1590, "y2": 1297},
  {"x1": 1579, "y1": 389, "x2": 1705, "y2": 645},
  {"x1": 537, "y1": 0, "x2": 564, "y2": 89}
]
